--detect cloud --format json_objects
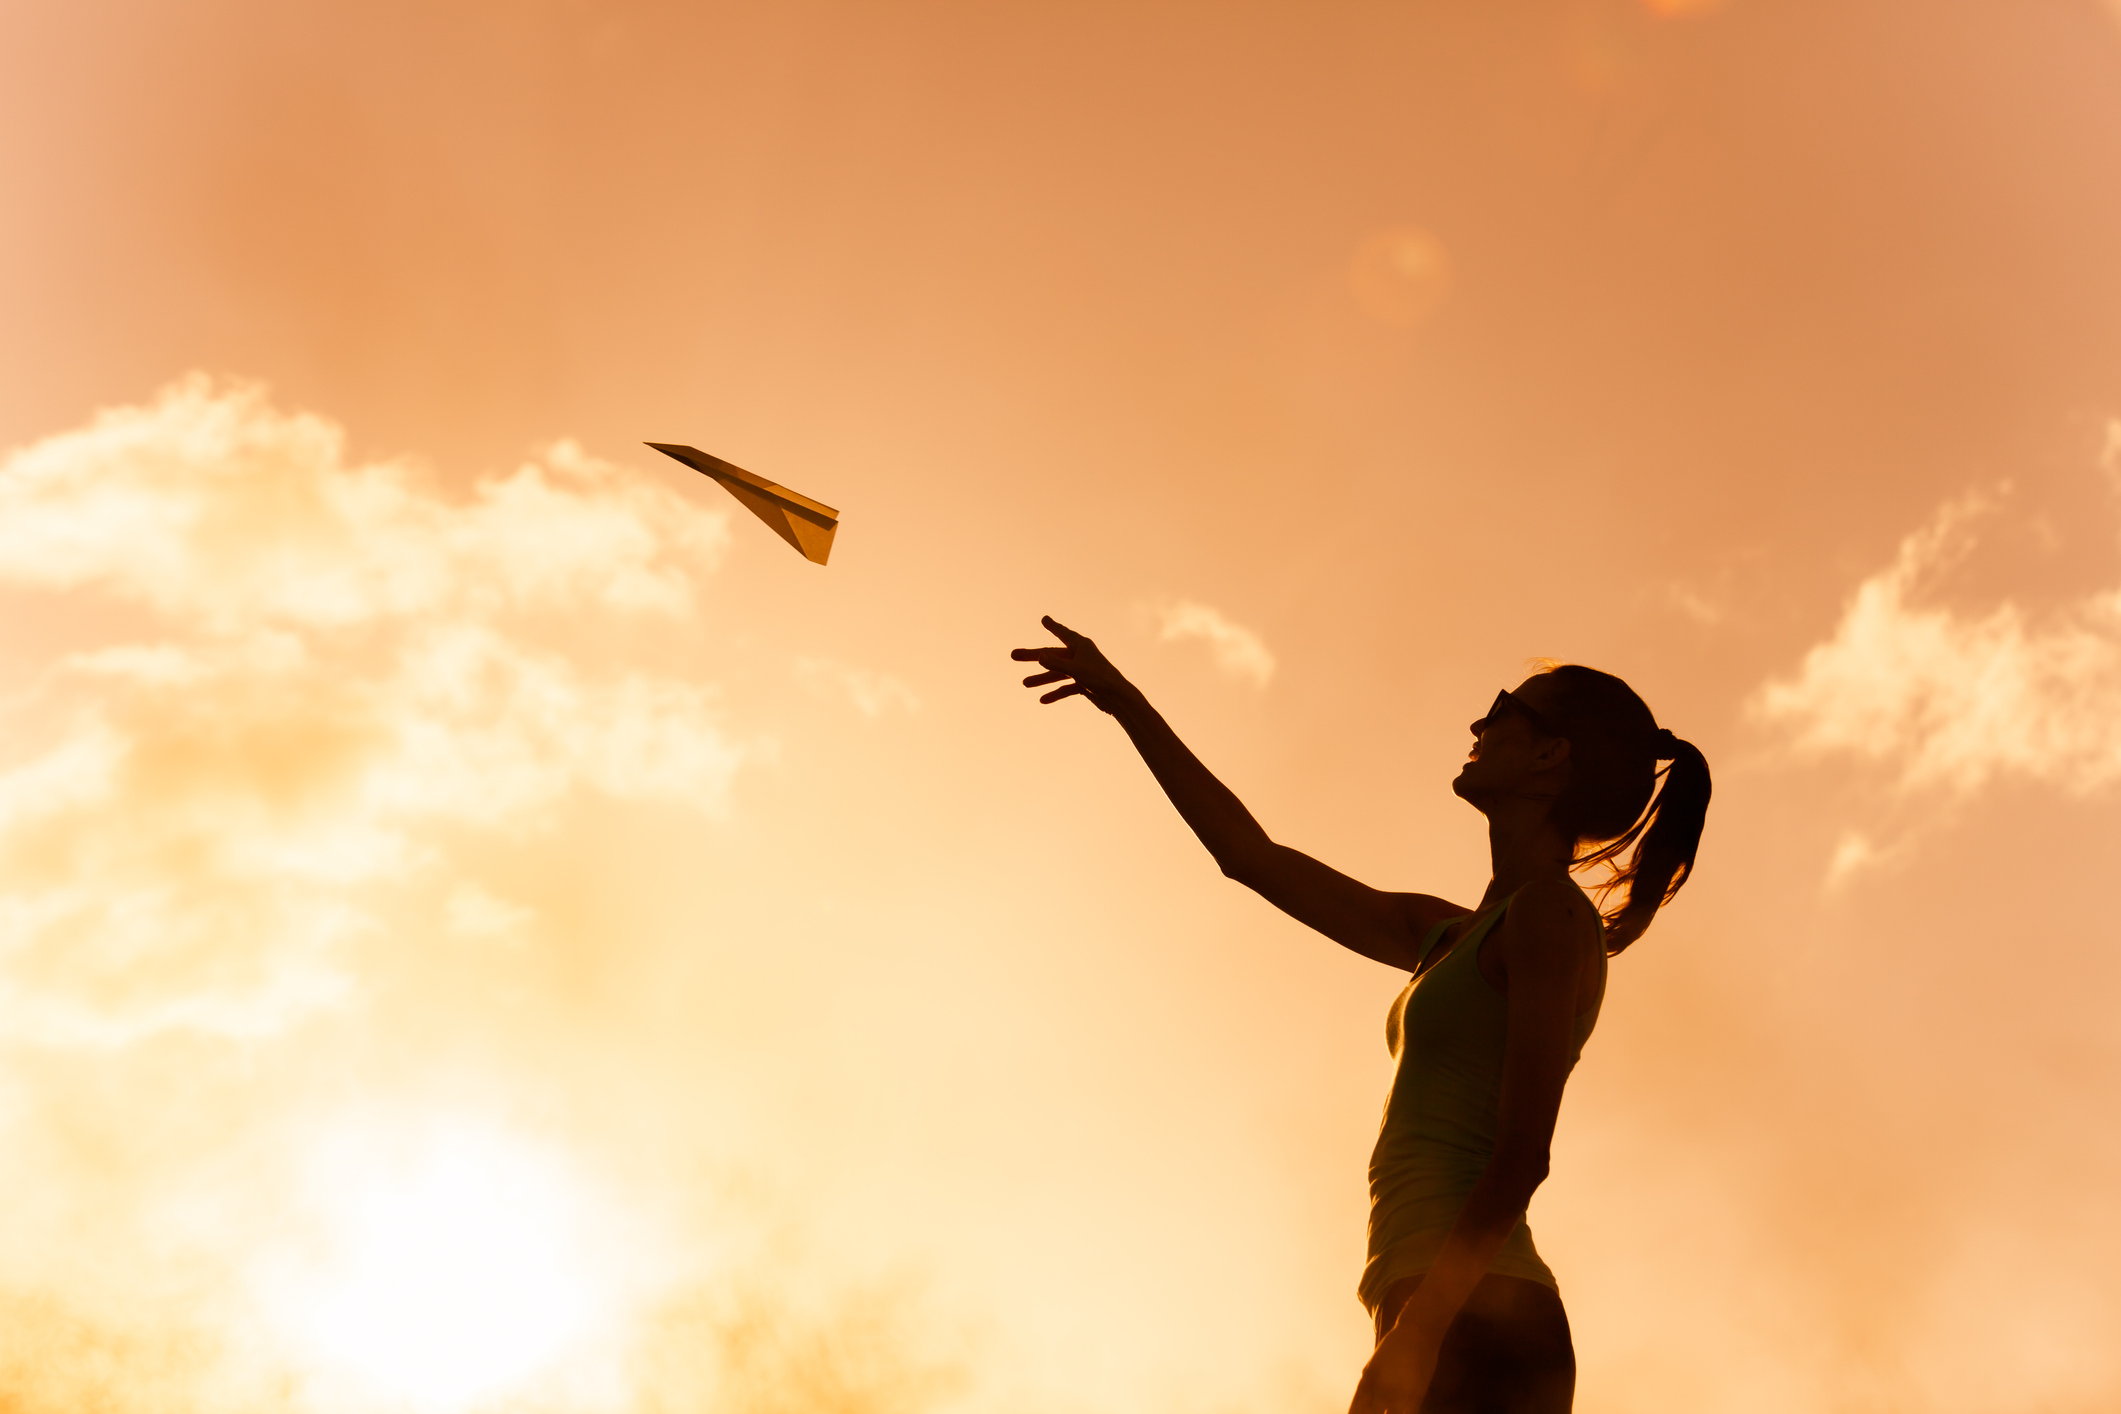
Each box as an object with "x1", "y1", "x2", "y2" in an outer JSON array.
[
  {"x1": 1751, "y1": 491, "x2": 2121, "y2": 796},
  {"x1": 1821, "y1": 828, "x2": 1913, "y2": 891},
  {"x1": 1151, "y1": 600, "x2": 1276, "y2": 688},
  {"x1": 0, "y1": 377, "x2": 745, "y2": 1046},
  {"x1": 1664, "y1": 583, "x2": 1724, "y2": 625},
  {"x1": 634, "y1": 1277, "x2": 968, "y2": 1414},
  {"x1": 0, "y1": 380, "x2": 982, "y2": 1414},
  {"x1": 794, "y1": 658, "x2": 920, "y2": 718}
]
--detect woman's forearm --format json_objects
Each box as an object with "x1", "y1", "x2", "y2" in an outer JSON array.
[
  {"x1": 1106, "y1": 685, "x2": 1274, "y2": 873},
  {"x1": 1018, "y1": 620, "x2": 1411, "y2": 961}
]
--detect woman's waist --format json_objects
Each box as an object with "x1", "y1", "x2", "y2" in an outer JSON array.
[
  {"x1": 1364, "y1": 1151, "x2": 1506, "y2": 1261},
  {"x1": 1357, "y1": 1223, "x2": 1554, "y2": 1309},
  {"x1": 1365, "y1": 1174, "x2": 1483, "y2": 1243},
  {"x1": 1367, "y1": 1135, "x2": 1494, "y2": 1197}
]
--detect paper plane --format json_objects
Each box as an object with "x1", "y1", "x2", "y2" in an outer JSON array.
[{"x1": 647, "y1": 443, "x2": 839, "y2": 565}]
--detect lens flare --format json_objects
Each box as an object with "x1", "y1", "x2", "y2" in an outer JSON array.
[
  {"x1": 1346, "y1": 227, "x2": 1452, "y2": 328},
  {"x1": 261, "y1": 1121, "x2": 620, "y2": 1413}
]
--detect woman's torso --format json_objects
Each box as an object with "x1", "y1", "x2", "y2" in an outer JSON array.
[{"x1": 1359, "y1": 890, "x2": 1604, "y2": 1313}]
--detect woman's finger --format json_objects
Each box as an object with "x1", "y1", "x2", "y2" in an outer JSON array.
[
  {"x1": 1042, "y1": 615, "x2": 1089, "y2": 649},
  {"x1": 1021, "y1": 670, "x2": 1069, "y2": 687},
  {"x1": 1039, "y1": 683, "x2": 1089, "y2": 704},
  {"x1": 1009, "y1": 646, "x2": 1069, "y2": 662}
]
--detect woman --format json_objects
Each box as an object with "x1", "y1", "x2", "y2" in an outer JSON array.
[{"x1": 1011, "y1": 616, "x2": 1710, "y2": 1414}]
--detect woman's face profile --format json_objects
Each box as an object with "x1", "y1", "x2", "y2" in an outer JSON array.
[{"x1": 1452, "y1": 676, "x2": 1569, "y2": 806}]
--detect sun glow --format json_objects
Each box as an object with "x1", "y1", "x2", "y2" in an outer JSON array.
[{"x1": 264, "y1": 1121, "x2": 625, "y2": 1413}]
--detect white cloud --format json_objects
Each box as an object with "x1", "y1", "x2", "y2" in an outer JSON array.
[
  {"x1": 1665, "y1": 583, "x2": 1725, "y2": 625},
  {"x1": 794, "y1": 657, "x2": 920, "y2": 717},
  {"x1": 0, "y1": 377, "x2": 745, "y2": 1045},
  {"x1": 0, "y1": 380, "x2": 722, "y2": 628},
  {"x1": 1821, "y1": 829, "x2": 1913, "y2": 892},
  {"x1": 1751, "y1": 491, "x2": 2121, "y2": 796},
  {"x1": 444, "y1": 884, "x2": 535, "y2": 941},
  {"x1": 1151, "y1": 600, "x2": 1276, "y2": 688}
]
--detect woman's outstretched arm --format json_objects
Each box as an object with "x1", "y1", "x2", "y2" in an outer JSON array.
[{"x1": 1013, "y1": 615, "x2": 1460, "y2": 970}]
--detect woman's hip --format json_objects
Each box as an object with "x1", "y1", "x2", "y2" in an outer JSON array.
[{"x1": 1373, "y1": 1272, "x2": 1575, "y2": 1414}]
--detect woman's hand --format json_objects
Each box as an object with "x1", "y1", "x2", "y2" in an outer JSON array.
[
  {"x1": 1347, "y1": 1316, "x2": 1443, "y2": 1414},
  {"x1": 1011, "y1": 616, "x2": 1135, "y2": 714}
]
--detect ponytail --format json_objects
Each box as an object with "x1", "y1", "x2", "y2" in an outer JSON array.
[
  {"x1": 1596, "y1": 733, "x2": 1711, "y2": 952},
  {"x1": 1538, "y1": 666, "x2": 1714, "y2": 953}
]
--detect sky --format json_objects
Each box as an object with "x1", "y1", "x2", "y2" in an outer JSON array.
[{"x1": 2, "y1": 1, "x2": 2121, "y2": 1410}]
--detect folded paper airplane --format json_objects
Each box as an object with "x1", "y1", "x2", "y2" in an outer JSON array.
[{"x1": 647, "y1": 443, "x2": 839, "y2": 565}]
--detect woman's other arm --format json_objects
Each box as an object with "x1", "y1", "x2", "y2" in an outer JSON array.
[
  {"x1": 1013, "y1": 616, "x2": 1460, "y2": 971},
  {"x1": 1347, "y1": 875, "x2": 1599, "y2": 1414}
]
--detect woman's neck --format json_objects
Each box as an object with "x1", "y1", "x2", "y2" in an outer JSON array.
[{"x1": 1480, "y1": 798, "x2": 1574, "y2": 907}]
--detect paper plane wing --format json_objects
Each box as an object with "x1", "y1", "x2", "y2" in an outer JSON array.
[{"x1": 646, "y1": 443, "x2": 839, "y2": 565}]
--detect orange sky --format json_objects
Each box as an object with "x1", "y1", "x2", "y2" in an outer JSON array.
[{"x1": 4, "y1": 3, "x2": 2121, "y2": 1411}]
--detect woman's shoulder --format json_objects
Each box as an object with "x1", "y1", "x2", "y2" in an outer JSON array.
[{"x1": 1499, "y1": 875, "x2": 1603, "y2": 959}]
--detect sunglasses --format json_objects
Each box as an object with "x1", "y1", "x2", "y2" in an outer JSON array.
[{"x1": 1476, "y1": 688, "x2": 1562, "y2": 738}]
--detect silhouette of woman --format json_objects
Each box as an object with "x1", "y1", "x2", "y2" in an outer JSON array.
[{"x1": 1012, "y1": 616, "x2": 1711, "y2": 1414}]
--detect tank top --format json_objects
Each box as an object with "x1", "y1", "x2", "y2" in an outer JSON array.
[{"x1": 1358, "y1": 890, "x2": 1604, "y2": 1314}]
